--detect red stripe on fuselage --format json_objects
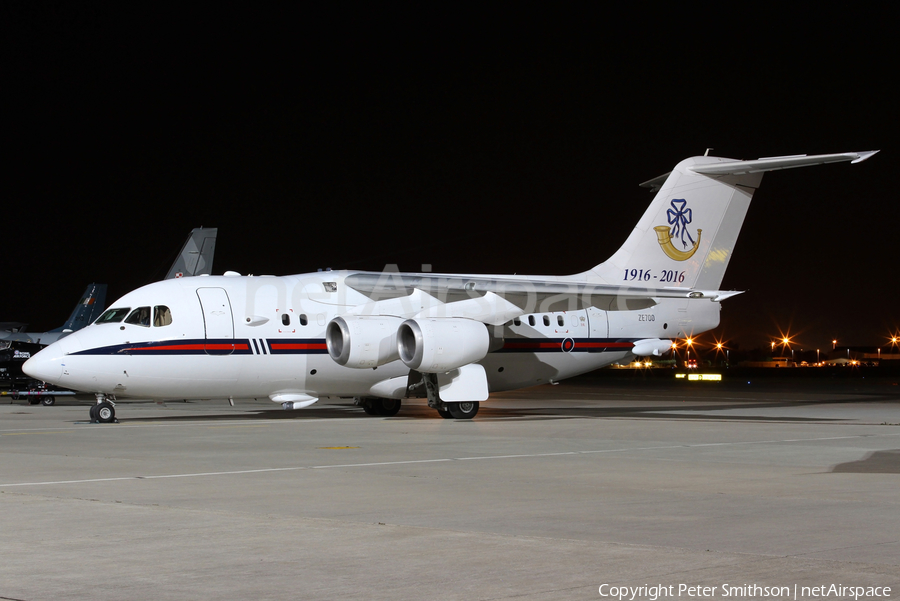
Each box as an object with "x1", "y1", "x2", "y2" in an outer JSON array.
[
  {"x1": 269, "y1": 343, "x2": 327, "y2": 350},
  {"x1": 504, "y1": 341, "x2": 560, "y2": 349},
  {"x1": 129, "y1": 343, "x2": 249, "y2": 351}
]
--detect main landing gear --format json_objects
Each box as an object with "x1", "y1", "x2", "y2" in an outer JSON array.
[
  {"x1": 357, "y1": 372, "x2": 481, "y2": 420},
  {"x1": 358, "y1": 397, "x2": 402, "y2": 417},
  {"x1": 442, "y1": 401, "x2": 479, "y2": 419},
  {"x1": 90, "y1": 393, "x2": 118, "y2": 424},
  {"x1": 422, "y1": 373, "x2": 479, "y2": 420}
]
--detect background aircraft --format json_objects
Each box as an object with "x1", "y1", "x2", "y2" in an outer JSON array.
[
  {"x1": 165, "y1": 227, "x2": 217, "y2": 280},
  {"x1": 1, "y1": 228, "x2": 217, "y2": 346},
  {"x1": 0, "y1": 284, "x2": 107, "y2": 346}
]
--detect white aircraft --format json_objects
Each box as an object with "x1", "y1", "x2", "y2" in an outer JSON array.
[{"x1": 23, "y1": 151, "x2": 877, "y2": 423}]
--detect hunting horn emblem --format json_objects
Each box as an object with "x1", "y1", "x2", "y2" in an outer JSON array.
[{"x1": 654, "y1": 198, "x2": 702, "y2": 261}]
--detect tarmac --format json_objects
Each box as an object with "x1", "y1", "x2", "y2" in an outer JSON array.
[{"x1": 2, "y1": 373, "x2": 899, "y2": 600}]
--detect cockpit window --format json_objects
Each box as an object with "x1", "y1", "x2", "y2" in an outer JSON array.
[
  {"x1": 95, "y1": 307, "x2": 131, "y2": 324},
  {"x1": 154, "y1": 306, "x2": 173, "y2": 327},
  {"x1": 124, "y1": 306, "x2": 152, "y2": 327}
]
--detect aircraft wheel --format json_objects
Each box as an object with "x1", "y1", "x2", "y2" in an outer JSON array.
[
  {"x1": 437, "y1": 407, "x2": 453, "y2": 419},
  {"x1": 378, "y1": 398, "x2": 401, "y2": 417},
  {"x1": 95, "y1": 401, "x2": 116, "y2": 423},
  {"x1": 41, "y1": 396, "x2": 55, "y2": 406},
  {"x1": 447, "y1": 401, "x2": 479, "y2": 419},
  {"x1": 362, "y1": 398, "x2": 401, "y2": 417}
]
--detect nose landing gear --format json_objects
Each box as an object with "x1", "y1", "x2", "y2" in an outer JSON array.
[{"x1": 90, "y1": 393, "x2": 118, "y2": 423}]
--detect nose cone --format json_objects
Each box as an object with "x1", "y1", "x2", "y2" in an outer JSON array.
[{"x1": 23, "y1": 338, "x2": 72, "y2": 385}]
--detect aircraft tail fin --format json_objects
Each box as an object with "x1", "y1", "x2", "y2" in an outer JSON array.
[
  {"x1": 165, "y1": 227, "x2": 218, "y2": 279},
  {"x1": 53, "y1": 283, "x2": 108, "y2": 333},
  {"x1": 582, "y1": 151, "x2": 877, "y2": 290}
]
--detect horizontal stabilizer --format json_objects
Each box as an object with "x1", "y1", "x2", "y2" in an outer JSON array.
[{"x1": 690, "y1": 151, "x2": 878, "y2": 176}]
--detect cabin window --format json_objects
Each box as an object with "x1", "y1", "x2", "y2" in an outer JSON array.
[
  {"x1": 513, "y1": 317, "x2": 521, "y2": 326},
  {"x1": 281, "y1": 314, "x2": 291, "y2": 326},
  {"x1": 299, "y1": 314, "x2": 308, "y2": 326},
  {"x1": 96, "y1": 307, "x2": 130, "y2": 324},
  {"x1": 153, "y1": 306, "x2": 173, "y2": 327},
  {"x1": 542, "y1": 315, "x2": 550, "y2": 327},
  {"x1": 125, "y1": 307, "x2": 152, "y2": 327},
  {"x1": 528, "y1": 315, "x2": 535, "y2": 327},
  {"x1": 557, "y1": 315, "x2": 564, "y2": 326}
]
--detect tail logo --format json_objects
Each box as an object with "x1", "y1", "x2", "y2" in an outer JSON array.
[{"x1": 654, "y1": 199, "x2": 702, "y2": 261}]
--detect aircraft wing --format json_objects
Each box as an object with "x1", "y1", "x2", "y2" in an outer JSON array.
[{"x1": 344, "y1": 272, "x2": 740, "y2": 325}]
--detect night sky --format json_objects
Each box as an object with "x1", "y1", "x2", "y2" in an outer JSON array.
[{"x1": 5, "y1": 6, "x2": 896, "y2": 354}]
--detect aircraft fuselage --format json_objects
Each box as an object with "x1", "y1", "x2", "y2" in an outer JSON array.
[{"x1": 26, "y1": 272, "x2": 716, "y2": 402}]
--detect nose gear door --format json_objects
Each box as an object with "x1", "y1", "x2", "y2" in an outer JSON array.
[{"x1": 197, "y1": 288, "x2": 235, "y2": 355}]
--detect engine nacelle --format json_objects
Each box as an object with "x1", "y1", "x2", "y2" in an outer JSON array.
[
  {"x1": 397, "y1": 318, "x2": 490, "y2": 373},
  {"x1": 325, "y1": 315, "x2": 405, "y2": 368},
  {"x1": 631, "y1": 338, "x2": 672, "y2": 357}
]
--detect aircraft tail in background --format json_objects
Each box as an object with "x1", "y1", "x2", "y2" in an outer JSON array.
[
  {"x1": 165, "y1": 227, "x2": 217, "y2": 279},
  {"x1": 53, "y1": 283, "x2": 108, "y2": 333}
]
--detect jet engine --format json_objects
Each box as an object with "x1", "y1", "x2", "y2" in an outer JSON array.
[
  {"x1": 325, "y1": 315, "x2": 405, "y2": 368},
  {"x1": 397, "y1": 318, "x2": 490, "y2": 373}
]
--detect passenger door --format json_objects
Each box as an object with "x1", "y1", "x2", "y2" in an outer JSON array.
[{"x1": 197, "y1": 288, "x2": 235, "y2": 355}]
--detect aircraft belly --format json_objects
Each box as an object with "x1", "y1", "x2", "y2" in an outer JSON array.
[
  {"x1": 480, "y1": 350, "x2": 625, "y2": 393},
  {"x1": 302, "y1": 357, "x2": 409, "y2": 397}
]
